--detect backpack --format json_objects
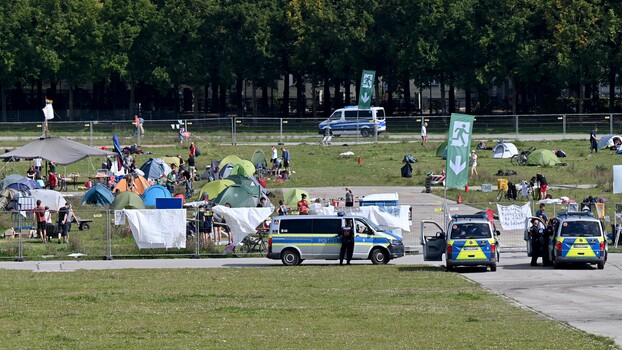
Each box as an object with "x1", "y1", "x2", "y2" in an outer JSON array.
[{"x1": 194, "y1": 147, "x2": 201, "y2": 157}]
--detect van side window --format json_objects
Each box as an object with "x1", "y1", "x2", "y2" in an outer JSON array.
[
  {"x1": 345, "y1": 110, "x2": 372, "y2": 121},
  {"x1": 280, "y1": 219, "x2": 312, "y2": 234},
  {"x1": 328, "y1": 111, "x2": 342, "y2": 121},
  {"x1": 375, "y1": 109, "x2": 386, "y2": 118},
  {"x1": 313, "y1": 219, "x2": 342, "y2": 234}
]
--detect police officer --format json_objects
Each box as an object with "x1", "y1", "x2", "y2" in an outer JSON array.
[
  {"x1": 339, "y1": 219, "x2": 355, "y2": 265},
  {"x1": 529, "y1": 219, "x2": 543, "y2": 266}
]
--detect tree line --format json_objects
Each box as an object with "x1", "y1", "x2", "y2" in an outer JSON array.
[{"x1": 1, "y1": 0, "x2": 622, "y2": 120}]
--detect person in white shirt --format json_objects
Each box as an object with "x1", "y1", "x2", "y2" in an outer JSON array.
[
  {"x1": 270, "y1": 146, "x2": 277, "y2": 166},
  {"x1": 421, "y1": 122, "x2": 428, "y2": 145}
]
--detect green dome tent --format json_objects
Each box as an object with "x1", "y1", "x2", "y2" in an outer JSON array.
[
  {"x1": 111, "y1": 191, "x2": 146, "y2": 210},
  {"x1": 251, "y1": 149, "x2": 268, "y2": 168},
  {"x1": 526, "y1": 149, "x2": 561, "y2": 167},
  {"x1": 213, "y1": 184, "x2": 259, "y2": 207},
  {"x1": 436, "y1": 141, "x2": 447, "y2": 158},
  {"x1": 283, "y1": 188, "x2": 309, "y2": 209},
  {"x1": 199, "y1": 179, "x2": 235, "y2": 200}
]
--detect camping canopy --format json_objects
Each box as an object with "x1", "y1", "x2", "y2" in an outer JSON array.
[
  {"x1": 81, "y1": 184, "x2": 114, "y2": 206},
  {"x1": 598, "y1": 135, "x2": 622, "y2": 149},
  {"x1": 139, "y1": 158, "x2": 172, "y2": 180},
  {"x1": 283, "y1": 188, "x2": 309, "y2": 209},
  {"x1": 527, "y1": 149, "x2": 561, "y2": 166},
  {"x1": 0, "y1": 137, "x2": 115, "y2": 165},
  {"x1": 113, "y1": 175, "x2": 150, "y2": 195},
  {"x1": 199, "y1": 179, "x2": 235, "y2": 200},
  {"x1": 111, "y1": 191, "x2": 146, "y2": 210},
  {"x1": 492, "y1": 142, "x2": 518, "y2": 159},
  {"x1": 213, "y1": 184, "x2": 259, "y2": 207},
  {"x1": 141, "y1": 185, "x2": 172, "y2": 207}
]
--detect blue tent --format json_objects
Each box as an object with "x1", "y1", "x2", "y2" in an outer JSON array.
[
  {"x1": 141, "y1": 185, "x2": 172, "y2": 207},
  {"x1": 81, "y1": 184, "x2": 114, "y2": 206},
  {"x1": 7, "y1": 177, "x2": 42, "y2": 191},
  {"x1": 139, "y1": 158, "x2": 171, "y2": 180}
]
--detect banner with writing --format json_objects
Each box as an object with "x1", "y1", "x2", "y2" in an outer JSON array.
[{"x1": 496, "y1": 203, "x2": 532, "y2": 230}]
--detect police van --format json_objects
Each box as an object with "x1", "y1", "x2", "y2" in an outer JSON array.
[
  {"x1": 266, "y1": 215, "x2": 405, "y2": 266},
  {"x1": 318, "y1": 106, "x2": 387, "y2": 137},
  {"x1": 524, "y1": 211, "x2": 607, "y2": 269},
  {"x1": 420, "y1": 213, "x2": 500, "y2": 272}
]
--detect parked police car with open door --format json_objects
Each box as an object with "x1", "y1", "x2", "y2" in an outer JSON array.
[{"x1": 421, "y1": 213, "x2": 500, "y2": 272}]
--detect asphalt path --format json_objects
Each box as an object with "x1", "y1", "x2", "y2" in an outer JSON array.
[{"x1": 1, "y1": 252, "x2": 620, "y2": 345}]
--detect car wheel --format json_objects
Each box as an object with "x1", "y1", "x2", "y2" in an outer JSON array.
[
  {"x1": 281, "y1": 249, "x2": 300, "y2": 266},
  {"x1": 490, "y1": 263, "x2": 497, "y2": 272},
  {"x1": 597, "y1": 261, "x2": 605, "y2": 270},
  {"x1": 361, "y1": 129, "x2": 371, "y2": 137},
  {"x1": 445, "y1": 264, "x2": 453, "y2": 272},
  {"x1": 370, "y1": 248, "x2": 388, "y2": 265}
]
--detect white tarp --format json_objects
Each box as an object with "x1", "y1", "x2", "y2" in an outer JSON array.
[
  {"x1": 309, "y1": 203, "x2": 336, "y2": 215},
  {"x1": 496, "y1": 203, "x2": 532, "y2": 230},
  {"x1": 211, "y1": 205, "x2": 274, "y2": 243},
  {"x1": 124, "y1": 209, "x2": 186, "y2": 249},
  {"x1": 29, "y1": 189, "x2": 67, "y2": 211},
  {"x1": 614, "y1": 165, "x2": 622, "y2": 194},
  {"x1": 341, "y1": 205, "x2": 411, "y2": 234}
]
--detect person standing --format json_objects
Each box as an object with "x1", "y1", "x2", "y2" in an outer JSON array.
[
  {"x1": 590, "y1": 127, "x2": 598, "y2": 153},
  {"x1": 277, "y1": 200, "x2": 288, "y2": 215},
  {"x1": 281, "y1": 147, "x2": 291, "y2": 173},
  {"x1": 270, "y1": 146, "x2": 277, "y2": 166},
  {"x1": 536, "y1": 173, "x2": 548, "y2": 200},
  {"x1": 33, "y1": 200, "x2": 47, "y2": 242},
  {"x1": 66, "y1": 204, "x2": 80, "y2": 234},
  {"x1": 470, "y1": 150, "x2": 478, "y2": 176},
  {"x1": 345, "y1": 188, "x2": 354, "y2": 207},
  {"x1": 535, "y1": 203, "x2": 548, "y2": 224},
  {"x1": 187, "y1": 154, "x2": 196, "y2": 178},
  {"x1": 421, "y1": 122, "x2": 428, "y2": 145},
  {"x1": 528, "y1": 219, "x2": 543, "y2": 266},
  {"x1": 339, "y1": 219, "x2": 355, "y2": 265},
  {"x1": 57, "y1": 203, "x2": 70, "y2": 243},
  {"x1": 47, "y1": 170, "x2": 58, "y2": 191},
  {"x1": 189, "y1": 142, "x2": 196, "y2": 158},
  {"x1": 34, "y1": 157, "x2": 42, "y2": 172},
  {"x1": 166, "y1": 168, "x2": 177, "y2": 195},
  {"x1": 297, "y1": 194, "x2": 309, "y2": 215}
]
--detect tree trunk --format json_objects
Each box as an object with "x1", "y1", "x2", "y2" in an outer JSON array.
[
  {"x1": 511, "y1": 76, "x2": 517, "y2": 115},
  {"x1": 37, "y1": 79, "x2": 43, "y2": 107},
  {"x1": 1, "y1": 81, "x2": 6, "y2": 122},
  {"x1": 282, "y1": 73, "x2": 289, "y2": 117},
  {"x1": 578, "y1": 65, "x2": 584, "y2": 114},
  {"x1": 465, "y1": 89, "x2": 472, "y2": 114},
  {"x1": 296, "y1": 73, "x2": 304, "y2": 117},
  {"x1": 344, "y1": 74, "x2": 351, "y2": 105},
  {"x1": 448, "y1": 82, "x2": 455, "y2": 113},
  {"x1": 609, "y1": 66, "x2": 616, "y2": 112},
  {"x1": 334, "y1": 78, "x2": 342, "y2": 109},
  {"x1": 129, "y1": 80, "x2": 135, "y2": 117},
  {"x1": 311, "y1": 80, "x2": 317, "y2": 118},
  {"x1": 68, "y1": 83, "x2": 74, "y2": 121},
  {"x1": 440, "y1": 78, "x2": 446, "y2": 114},
  {"x1": 403, "y1": 76, "x2": 411, "y2": 114},
  {"x1": 211, "y1": 78, "x2": 219, "y2": 113},
  {"x1": 235, "y1": 76, "x2": 244, "y2": 115},
  {"x1": 323, "y1": 77, "x2": 330, "y2": 114},
  {"x1": 219, "y1": 83, "x2": 226, "y2": 114},
  {"x1": 193, "y1": 85, "x2": 199, "y2": 117},
  {"x1": 251, "y1": 81, "x2": 257, "y2": 117},
  {"x1": 261, "y1": 82, "x2": 268, "y2": 114}
]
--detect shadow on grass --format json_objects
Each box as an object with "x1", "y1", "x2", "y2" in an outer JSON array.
[{"x1": 397, "y1": 265, "x2": 444, "y2": 272}]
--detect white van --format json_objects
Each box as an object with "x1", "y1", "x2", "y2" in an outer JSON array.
[
  {"x1": 318, "y1": 106, "x2": 387, "y2": 137},
  {"x1": 267, "y1": 215, "x2": 405, "y2": 266}
]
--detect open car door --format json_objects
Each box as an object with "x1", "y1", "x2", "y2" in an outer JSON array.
[
  {"x1": 524, "y1": 216, "x2": 545, "y2": 257},
  {"x1": 420, "y1": 220, "x2": 445, "y2": 261}
]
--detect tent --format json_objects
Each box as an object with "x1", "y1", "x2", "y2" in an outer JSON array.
[
  {"x1": 0, "y1": 188, "x2": 18, "y2": 210},
  {"x1": 220, "y1": 155, "x2": 244, "y2": 167},
  {"x1": 598, "y1": 135, "x2": 622, "y2": 149},
  {"x1": 492, "y1": 141, "x2": 518, "y2": 159},
  {"x1": 111, "y1": 191, "x2": 146, "y2": 210},
  {"x1": 7, "y1": 177, "x2": 42, "y2": 191},
  {"x1": 113, "y1": 175, "x2": 150, "y2": 195},
  {"x1": 526, "y1": 149, "x2": 561, "y2": 166},
  {"x1": 240, "y1": 160, "x2": 256, "y2": 176},
  {"x1": 435, "y1": 142, "x2": 447, "y2": 159},
  {"x1": 213, "y1": 184, "x2": 259, "y2": 208},
  {"x1": 219, "y1": 163, "x2": 235, "y2": 179},
  {"x1": 0, "y1": 174, "x2": 26, "y2": 189},
  {"x1": 201, "y1": 160, "x2": 221, "y2": 181},
  {"x1": 81, "y1": 184, "x2": 114, "y2": 206},
  {"x1": 139, "y1": 158, "x2": 172, "y2": 180},
  {"x1": 141, "y1": 185, "x2": 173, "y2": 207},
  {"x1": 29, "y1": 189, "x2": 67, "y2": 211},
  {"x1": 283, "y1": 188, "x2": 309, "y2": 209},
  {"x1": 229, "y1": 164, "x2": 250, "y2": 177},
  {"x1": 162, "y1": 156, "x2": 180, "y2": 168},
  {"x1": 226, "y1": 174, "x2": 260, "y2": 188},
  {"x1": 0, "y1": 137, "x2": 115, "y2": 165},
  {"x1": 251, "y1": 149, "x2": 268, "y2": 169},
  {"x1": 199, "y1": 179, "x2": 235, "y2": 200}
]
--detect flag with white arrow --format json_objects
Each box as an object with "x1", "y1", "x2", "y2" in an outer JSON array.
[
  {"x1": 358, "y1": 70, "x2": 376, "y2": 109},
  {"x1": 445, "y1": 113, "x2": 475, "y2": 188}
]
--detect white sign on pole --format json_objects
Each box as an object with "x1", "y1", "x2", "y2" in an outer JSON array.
[{"x1": 613, "y1": 165, "x2": 622, "y2": 194}]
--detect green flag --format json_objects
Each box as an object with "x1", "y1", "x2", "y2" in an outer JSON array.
[
  {"x1": 445, "y1": 113, "x2": 475, "y2": 188},
  {"x1": 358, "y1": 70, "x2": 376, "y2": 109}
]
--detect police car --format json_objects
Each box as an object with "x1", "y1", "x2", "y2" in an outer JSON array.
[
  {"x1": 420, "y1": 213, "x2": 500, "y2": 272},
  {"x1": 526, "y1": 211, "x2": 607, "y2": 269},
  {"x1": 318, "y1": 106, "x2": 387, "y2": 137}
]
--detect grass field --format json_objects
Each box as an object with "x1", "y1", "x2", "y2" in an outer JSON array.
[{"x1": 0, "y1": 266, "x2": 615, "y2": 349}]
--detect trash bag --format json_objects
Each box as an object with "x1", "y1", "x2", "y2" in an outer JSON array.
[{"x1": 401, "y1": 163, "x2": 413, "y2": 178}]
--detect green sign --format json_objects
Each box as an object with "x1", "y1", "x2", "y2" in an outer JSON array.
[
  {"x1": 358, "y1": 70, "x2": 376, "y2": 109},
  {"x1": 445, "y1": 113, "x2": 475, "y2": 188}
]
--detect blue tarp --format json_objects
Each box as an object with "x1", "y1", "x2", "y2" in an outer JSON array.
[
  {"x1": 81, "y1": 184, "x2": 114, "y2": 206},
  {"x1": 142, "y1": 185, "x2": 172, "y2": 207}
]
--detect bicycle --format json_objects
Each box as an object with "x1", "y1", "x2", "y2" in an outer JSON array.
[
  {"x1": 236, "y1": 230, "x2": 268, "y2": 256},
  {"x1": 510, "y1": 147, "x2": 535, "y2": 166}
]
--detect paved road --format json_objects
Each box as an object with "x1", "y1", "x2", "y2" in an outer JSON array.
[{"x1": 1, "y1": 252, "x2": 620, "y2": 346}]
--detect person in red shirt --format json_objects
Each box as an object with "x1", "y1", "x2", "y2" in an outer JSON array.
[
  {"x1": 297, "y1": 194, "x2": 309, "y2": 215},
  {"x1": 189, "y1": 142, "x2": 196, "y2": 157},
  {"x1": 33, "y1": 200, "x2": 47, "y2": 242},
  {"x1": 47, "y1": 171, "x2": 58, "y2": 191}
]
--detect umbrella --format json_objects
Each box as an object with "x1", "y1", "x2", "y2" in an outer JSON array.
[
  {"x1": 199, "y1": 179, "x2": 235, "y2": 200},
  {"x1": 1, "y1": 174, "x2": 26, "y2": 189},
  {"x1": 283, "y1": 188, "x2": 309, "y2": 209},
  {"x1": 111, "y1": 191, "x2": 145, "y2": 210}
]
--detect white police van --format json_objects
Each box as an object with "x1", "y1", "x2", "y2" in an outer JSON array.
[{"x1": 318, "y1": 106, "x2": 387, "y2": 137}]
